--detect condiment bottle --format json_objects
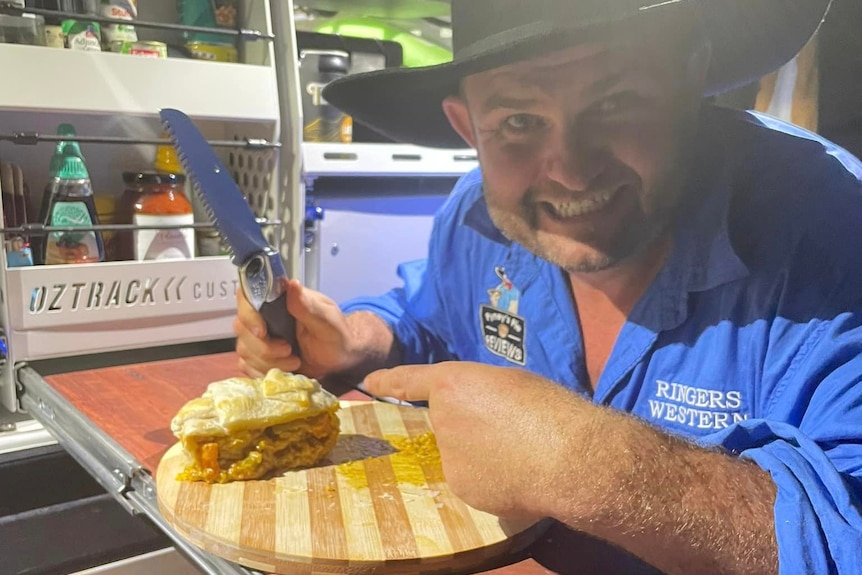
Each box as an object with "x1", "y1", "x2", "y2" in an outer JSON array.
[
  {"x1": 130, "y1": 171, "x2": 195, "y2": 260},
  {"x1": 154, "y1": 141, "x2": 220, "y2": 256},
  {"x1": 94, "y1": 195, "x2": 118, "y2": 261},
  {"x1": 116, "y1": 170, "x2": 145, "y2": 260},
  {"x1": 301, "y1": 50, "x2": 352, "y2": 143},
  {"x1": 154, "y1": 139, "x2": 184, "y2": 176},
  {"x1": 34, "y1": 124, "x2": 85, "y2": 264},
  {"x1": 153, "y1": 140, "x2": 198, "y2": 220},
  {"x1": 41, "y1": 150, "x2": 104, "y2": 265},
  {"x1": 320, "y1": 51, "x2": 352, "y2": 143}
]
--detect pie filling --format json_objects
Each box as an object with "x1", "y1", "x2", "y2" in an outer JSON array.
[{"x1": 177, "y1": 411, "x2": 340, "y2": 483}]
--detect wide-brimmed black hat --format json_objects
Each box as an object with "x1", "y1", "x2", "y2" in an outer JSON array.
[{"x1": 323, "y1": 0, "x2": 832, "y2": 148}]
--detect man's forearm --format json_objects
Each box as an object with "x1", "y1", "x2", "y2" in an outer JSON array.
[{"x1": 547, "y1": 405, "x2": 778, "y2": 575}]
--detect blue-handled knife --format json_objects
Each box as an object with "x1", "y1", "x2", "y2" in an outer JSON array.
[{"x1": 159, "y1": 108, "x2": 298, "y2": 354}]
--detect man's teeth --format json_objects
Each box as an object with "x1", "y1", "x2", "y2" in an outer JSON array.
[{"x1": 547, "y1": 190, "x2": 616, "y2": 217}]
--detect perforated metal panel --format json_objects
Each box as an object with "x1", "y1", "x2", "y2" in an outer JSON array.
[{"x1": 226, "y1": 145, "x2": 280, "y2": 249}]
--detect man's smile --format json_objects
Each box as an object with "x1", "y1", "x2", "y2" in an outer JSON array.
[{"x1": 539, "y1": 187, "x2": 622, "y2": 219}]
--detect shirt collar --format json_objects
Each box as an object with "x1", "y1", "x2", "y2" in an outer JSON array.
[{"x1": 462, "y1": 193, "x2": 511, "y2": 245}]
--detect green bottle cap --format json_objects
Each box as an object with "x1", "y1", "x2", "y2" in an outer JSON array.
[
  {"x1": 49, "y1": 145, "x2": 86, "y2": 178},
  {"x1": 57, "y1": 124, "x2": 77, "y2": 137},
  {"x1": 48, "y1": 124, "x2": 86, "y2": 178},
  {"x1": 58, "y1": 124, "x2": 85, "y2": 160},
  {"x1": 57, "y1": 154, "x2": 90, "y2": 181}
]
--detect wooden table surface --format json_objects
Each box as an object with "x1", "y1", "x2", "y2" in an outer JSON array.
[{"x1": 45, "y1": 352, "x2": 662, "y2": 575}]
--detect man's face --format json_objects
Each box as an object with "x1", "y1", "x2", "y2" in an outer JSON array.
[{"x1": 445, "y1": 41, "x2": 703, "y2": 273}]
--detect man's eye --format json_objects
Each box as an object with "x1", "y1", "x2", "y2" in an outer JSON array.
[
  {"x1": 503, "y1": 114, "x2": 545, "y2": 134},
  {"x1": 598, "y1": 97, "x2": 621, "y2": 114},
  {"x1": 592, "y1": 92, "x2": 640, "y2": 116}
]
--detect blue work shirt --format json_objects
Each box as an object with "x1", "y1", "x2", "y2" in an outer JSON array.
[{"x1": 342, "y1": 105, "x2": 862, "y2": 574}]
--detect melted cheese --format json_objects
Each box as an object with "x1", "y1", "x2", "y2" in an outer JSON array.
[{"x1": 337, "y1": 432, "x2": 442, "y2": 489}]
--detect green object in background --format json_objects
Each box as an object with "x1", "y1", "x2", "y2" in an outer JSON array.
[
  {"x1": 61, "y1": 19, "x2": 101, "y2": 50},
  {"x1": 46, "y1": 124, "x2": 85, "y2": 182},
  {"x1": 57, "y1": 153, "x2": 91, "y2": 181},
  {"x1": 177, "y1": 0, "x2": 239, "y2": 45},
  {"x1": 177, "y1": 0, "x2": 218, "y2": 43},
  {"x1": 314, "y1": 17, "x2": 452, "y2": 68},
  {"x1": 55, "y1": 124, "x2": 85, "y2": 165}
]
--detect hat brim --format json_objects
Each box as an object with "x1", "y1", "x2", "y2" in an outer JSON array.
[
  {"x1": 324, "y1": 0, "x2": 832, "y2": 149},
  {"x1": 324, "y1": 19, "x2": 626, "y2": 148}
]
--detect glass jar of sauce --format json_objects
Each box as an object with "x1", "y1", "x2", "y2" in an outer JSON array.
[{"x1": 119, "y1": 171, "x2": 195, "y2": 261}]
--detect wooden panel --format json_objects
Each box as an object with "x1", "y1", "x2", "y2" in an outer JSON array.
[
  {"x1": 45, "y1": 352, "x2": 242, "y2": 472},
  {"x1": 156, "y1": 402, "x2": 547, "y2": 575}
]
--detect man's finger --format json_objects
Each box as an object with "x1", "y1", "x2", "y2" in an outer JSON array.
[
  {"x1": 284, "y1": 279, "x2": 340, "y2": 334},
  {"x1": 238, "y1": 357, "x2": 265, "y2": 379},
  {"x1": 235, "y1": 288, "x2": 266, "y2": 338},
  {"x1": 235, "y1": 322, "x2": 295, "y2": 360},
  {"x1": 364, "y1": 365, "x2": 434, "y2": 402},
  {"x1": 236, "y1": 335, "x2": 301, "y2": 373}
]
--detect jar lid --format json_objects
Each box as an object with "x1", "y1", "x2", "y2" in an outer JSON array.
[
  {"x1": 123, "y1": 171, "x2": 186, "y2": 186},
  {"x1": 154, "y1": 141, "x2": 185, "y2": 175}
]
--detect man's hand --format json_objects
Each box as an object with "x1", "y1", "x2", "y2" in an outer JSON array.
[
  {"x1": 234, "y1": 279, "x2": 363, "y2": 379},
  {"x1": 367, "y1": 361, "x2": 779, "y2": 575},
  {"x1": 234, "y1": 279, "x2": 401, "y2": 382},
  {"x1": 365, "y1": 361, "x2": 586, "y2": 521}
]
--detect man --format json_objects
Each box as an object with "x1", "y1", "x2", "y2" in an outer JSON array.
[{"x1": 234, "y1": 1, "x2": 862, "y2": 573}]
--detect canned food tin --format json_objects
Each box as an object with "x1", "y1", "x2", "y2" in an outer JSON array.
[
  {"x1": 186, "y1": 41, "x2": 238, "y2": 63},
  {"x1": 44, "y1": 24, "x2": 64, "y2": 48},
  {"x1": 62, "y1": 20, "x2": 101, "y2": 51},
  {"x1": 113, "y1": 40, "x2": 167, "y2": 58},
  {"x1": 100, "y1": 0, "x2": 138, "y2": 45},
  {"x1": 197, "y1": 228, "x2": 230, "y2": 257}
]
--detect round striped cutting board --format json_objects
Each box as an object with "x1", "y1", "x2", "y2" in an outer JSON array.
[{"x1": 156, "y1": 401, "x2": 548, "y2": 575}]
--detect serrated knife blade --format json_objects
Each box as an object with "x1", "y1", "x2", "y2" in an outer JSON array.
[{"x1": 159, "y1": 108, "x2": 298, "y2": 353}]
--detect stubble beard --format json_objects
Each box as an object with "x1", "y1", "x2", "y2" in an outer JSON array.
[{"x1": 483, "y1": 161, "x2": 687, "y2": 274}]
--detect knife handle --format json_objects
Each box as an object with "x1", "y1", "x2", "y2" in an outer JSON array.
[{"x1": 260, "y1": 293, "x2": 300, "y2": 356}]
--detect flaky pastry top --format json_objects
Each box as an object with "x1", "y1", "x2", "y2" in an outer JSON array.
[{"x1": 170, "y1": 369, "x2": 339, "y2": 440}]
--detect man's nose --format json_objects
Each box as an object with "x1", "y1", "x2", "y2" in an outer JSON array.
[{"x1": 543, "y1": 128, "x2": 604, "y2": 191}]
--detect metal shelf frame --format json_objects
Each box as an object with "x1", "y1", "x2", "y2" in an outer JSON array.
[
  {"x1": 0, "y1": 132, "x2": 279, "y2": 150},
  {"x1": 0, "y1": 0, "x2": 300, "y2": 379},
  {"x1": 7, "y1": 1, "x2": 306, "y2": 573},
  {"x1": 0, "y1": 4, "x2": 274, "y2": 41}
]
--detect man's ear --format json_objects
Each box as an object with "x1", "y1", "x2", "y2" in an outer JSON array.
[{"x1": 442, "y1": 96, "x2": 478, "y2": 149}]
